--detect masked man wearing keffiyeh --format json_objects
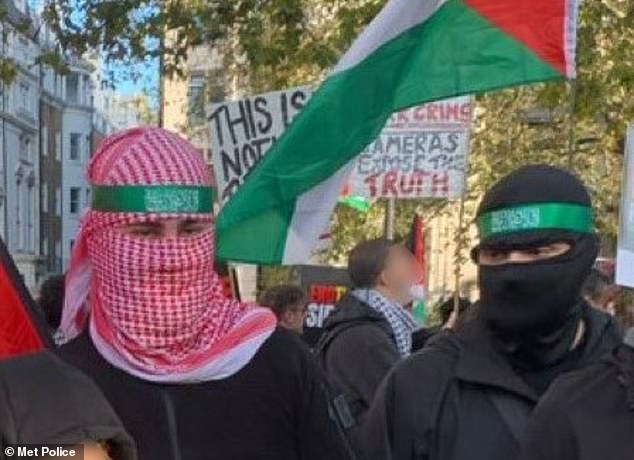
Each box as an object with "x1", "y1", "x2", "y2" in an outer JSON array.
[{"x1": 57, "y1": 128, "x2": 350, "y2": 460}]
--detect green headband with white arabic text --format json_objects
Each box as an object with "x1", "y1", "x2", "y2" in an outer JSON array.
[
  {"x1": 91, "y1": 185, "x2": 215, "y2": 214},
  {"x1": 478, "y1": 203, "x2": 594, "y2": 240}
]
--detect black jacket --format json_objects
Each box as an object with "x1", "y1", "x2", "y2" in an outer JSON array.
[
  {"x1": 59, "y1": 328, "x2": 351, "y2": 460},
  {"x1": 361, "y1": 305, "x2": 621, "y2": 460},
  {"x1": 519, "y1": 343, "x2": 634, "y2": 460},
  {"x1": 0, "y1": 351, "x2": 136, "y2": 460},
  {"x1": 317, "y1": 294, "x2": 400, "y2": 449}
]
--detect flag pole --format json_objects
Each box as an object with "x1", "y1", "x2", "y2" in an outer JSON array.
[
  {"x1": 453, "y1": 197, "x2": 466, "y2": 315},
  {"x1": 385, "y1": 198, "x2": 396, "y2": 240},
  {"x1": 567, "y1": 78, "x2": 577, "y2": 166}
]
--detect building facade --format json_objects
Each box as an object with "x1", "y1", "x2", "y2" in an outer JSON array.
[
  {"x1": 61, "y1": 60, "x2": 94, "y2": 270},
  {"x1": 1, "y1": 0, "x2": 42, "y2": 291}
]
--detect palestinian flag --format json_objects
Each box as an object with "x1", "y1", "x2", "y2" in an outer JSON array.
[
  {"x1": 0, "y1": 237, "x2": 51, "y2": 359},
  {"x1": 217, "y1": 0, "x2": 579, "y2": 264}
]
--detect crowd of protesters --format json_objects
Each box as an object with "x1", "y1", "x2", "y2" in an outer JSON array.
[{"x1": 1, "y1": 128, "x2": 633, "y2": 460}]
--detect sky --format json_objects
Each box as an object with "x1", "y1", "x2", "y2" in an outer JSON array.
[
  {"x1": 27, "y1": 0, "x2": 161, "y2": 106},
  {"x1": 106, "y1": 58, "x2": 160, "y2": 106}
]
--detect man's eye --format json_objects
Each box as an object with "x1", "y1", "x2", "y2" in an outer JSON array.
[
  {"x1": 131, "y1": 227, "x2": 159, "y2": 236},
  {"x1": 536, "y1": 246, "x2": 558, "y2": 256},
  {"x1": 183, "y1": 225, "x2": 206, "y2": 235}
]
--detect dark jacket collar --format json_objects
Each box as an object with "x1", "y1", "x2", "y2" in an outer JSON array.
[
  {"x1": 454, "y1": 319, "x2": 537, "y2": 401},
  {"x1": 452, "y1": 304, "x2": 619, "y2": 401},
  {"x1": 323, "y1": 292, "x2": 390, "y2": 332}
]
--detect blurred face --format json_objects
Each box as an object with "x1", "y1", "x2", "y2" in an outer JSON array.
[
  {"x1": 280, "y1": 302, "x2": 309, "y2": 334},
  {"x1": 478, "y1": 242, "x2": 572, "y2": 266},
  {"x1": 115, "y1": 218, "x2": 211, "y2": 239},
  {"x1": 378, "y1": 245, "x2": 417, "y2": 305}
]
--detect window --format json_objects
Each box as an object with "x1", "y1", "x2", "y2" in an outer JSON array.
[
  {"x1": 70, "y1": 187, "x2": 80, "y2": 214},
  {"x1": 55, "y1": 187, "x2": 61, "y2": 216},
  {"x1": 41, "y1": 126, "x2": 48, "y2": 156},
  {"x1": 41, "y1": 235, "x2": 48, "y2": 257},
  {"x1": 85, "y1": 188, "x2": 91, "y2": 208},
  {"x1": 66, "y1": 73, "x2": 79, "y2": 104},
  {"x1": 70, "y1": 133, "x2": 81, "y2": 160},
  {"x1": 20, "y1": 136, "x2": 32, "y2": 161},
  {"x1": 26, "y1": 174, "x2": 35, "y2": 252},
  {"x1": 55, "y1": 132, "x2": 61, "y2": 160},
  {"x1": 188, "y1": 74, "x2": 206, "y2": 122},
  {"x1": 83, "y1": 75, "x2": 90, "y2": 105},
  {"x1": 16, "y1": 178, "x2": 22, "y2": 250},
  {"x1": 41, "y1": 181, "x2": 48, "y2": 213},
  {"x1": 19, "y1": 82, "x2": 29, "y2": 112},
  {"x1": 85, "y1": 134, "x2": 91, "y2": 159}
]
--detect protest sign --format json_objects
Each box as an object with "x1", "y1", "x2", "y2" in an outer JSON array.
[
  {"x1": 616, "y1": 125, "x2": 634, "y2": 288},
  {"x1": 295, "y1": 265, "x2": 350, "y2": 348},
  {"x1": 348, "y1": 96, "x2": 473, "y2": 200},
  {"x1": 208, "y1": 86, "x2": 312, "y2": 204}
]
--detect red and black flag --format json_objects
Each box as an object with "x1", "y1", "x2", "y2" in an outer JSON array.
[
  {"x1": 0, "y1": 237, "x2": 52, "y2": 359},
  {"x1": 407, "y1": 213, "x2": 427, "y2": 286}
]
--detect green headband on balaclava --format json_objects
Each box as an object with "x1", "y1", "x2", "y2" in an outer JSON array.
[{"x1": 475, "y1": 165, "x2": 598, "y2": 370}]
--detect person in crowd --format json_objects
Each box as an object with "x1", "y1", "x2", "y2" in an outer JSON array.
[
  {"x1": 317, "y1": 238, "x2": 420, "y2": 452},
  {"x1": 519, "y1": 328, "x2": 634, "y2": 460},
  {"x1": 581, "y1": 268, "x2": 619, "y2": 316},
  {"x1": 261, "y1": 285, "x2": 308, "y2": 334},
  {"x1": 0, "y1": 351, "x2": 136, "y2": 460},
  {"x1": 361, "y1": 165, "x2": 621, "y2": 460},
  {"x1": 411, "y1": 296, "x2": 473, "y2": 351},
  {"x1": 37, "y1": 274, "x2": 65, "y2": 333},
  {"x1": 55, "y1": 128, "x2": 350, "y2": 460}
]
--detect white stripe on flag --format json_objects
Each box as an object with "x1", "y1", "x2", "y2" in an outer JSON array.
[
  {"x1": 333, "y1": 0, "x2": 447, "y2": 74},
  {"x1": 283, "y1": 161, "x2": 355, "y2": 264}
]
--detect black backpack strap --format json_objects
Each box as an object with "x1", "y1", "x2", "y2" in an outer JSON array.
[
  {"x1": 487, "y1": 390, "x2": 532, "y2": 446},
  {"x1": 316, "y1": 323, "x2": 368, "y2": 429}
]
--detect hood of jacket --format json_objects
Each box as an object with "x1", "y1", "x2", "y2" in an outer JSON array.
[
  {"x1": 323, "y1": 293, "x2": 391, "y2": 334},
  {"x1": 0, "y1": 351, "x2": 136, "y2": 460}
]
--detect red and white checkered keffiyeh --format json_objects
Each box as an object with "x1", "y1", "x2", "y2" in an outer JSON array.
[{"x1": 57, "y1": 127, "x2": 277, "y2": 383}]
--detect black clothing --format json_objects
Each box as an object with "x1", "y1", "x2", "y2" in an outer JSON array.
[
  {"x1": 0, "y1": 351, "x2": 136, "y2": 460},
  {"x1": 474, "y1": 166, "x2": 599, "y2": 369},
  {"x1": 412, "y1": 327, "x2": 439, "y2": 352},
  {"x1": 519, "y1": 344, "x2": 634, "y2": 460},
  {"x1": 58, "y1": 328, "x2": 350, "y2": 460},
  {"x1": 317, "y1": 294, "x2": 399, "y2": 449},
  {"x1": 361, "y1": 305, "x2": 620, "y2": 460}
]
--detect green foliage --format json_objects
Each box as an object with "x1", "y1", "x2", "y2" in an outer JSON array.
[
  {"x1": 0, "y1": 57, "x2": 18, "y2": 84},
  {"x1": 257, "y1": 266, "x2": 297, "y2": 298}
]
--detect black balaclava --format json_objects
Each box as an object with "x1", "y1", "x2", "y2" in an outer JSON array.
[{"x1": 474, "y1": 165, "x2": 598, "y2": 369}]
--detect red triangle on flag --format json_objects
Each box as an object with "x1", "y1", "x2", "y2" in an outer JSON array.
[
  {"x1": 0, "y1": 238, "x2": 51, "y2": 360},
  {"x1": 464, "y1": 0, "x2": 571, "y2": 75}
]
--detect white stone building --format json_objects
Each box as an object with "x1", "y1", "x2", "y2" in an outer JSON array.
[
  {"x1": 60, "y1": 58, "x2": 94, "y2": 269},
  {"x1": 0, "y1": 0, "x2": 42, "y2": 291}
]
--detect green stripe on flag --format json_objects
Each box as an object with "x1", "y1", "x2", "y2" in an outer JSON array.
[{"x1": 217, "y1": 0, "x2": 566, "y2": 264}]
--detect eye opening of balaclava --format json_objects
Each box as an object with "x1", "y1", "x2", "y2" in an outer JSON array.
[{"x1": 473, "y1": 165, "x2": 598, "y2": 367}]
